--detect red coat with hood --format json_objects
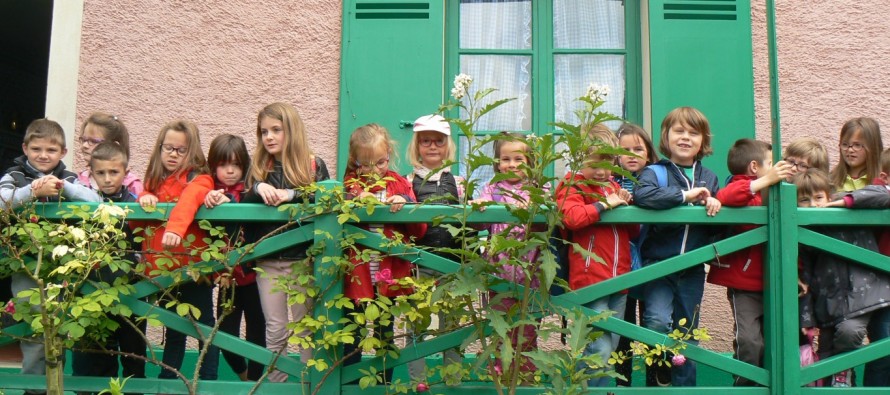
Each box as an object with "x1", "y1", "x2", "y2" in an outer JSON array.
[
  {"x1": 343, "y1": 170, "x2": 427, "y2": 300},
  {"x1": 556, "y1": 173, "x2": 639, "y2": 291},
  {"x1": 708, "y1": 175, "x2": 763, "y2": 291}
]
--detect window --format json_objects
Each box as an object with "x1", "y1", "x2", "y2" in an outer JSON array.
[{"x1": 448, "y1": 0, "x2": 641, "y2": 185}]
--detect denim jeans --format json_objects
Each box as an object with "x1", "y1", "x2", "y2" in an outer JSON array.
[
  {"x1": 583, "y1": 293, "x2": 627, "y2": 387},
  {"x1": 864, "y1": 307, "x2": 890, "y2": 386},
  {"x1": 641, "y1": 265, "x2": 705, "y2": 387},
  {"x1": 158, "y1": 282, "x2": 219, "y2": 380}
]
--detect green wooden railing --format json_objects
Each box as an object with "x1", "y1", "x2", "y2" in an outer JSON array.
[{"x1": 2, "y1": 180, "x2": 890, "y2": 394}]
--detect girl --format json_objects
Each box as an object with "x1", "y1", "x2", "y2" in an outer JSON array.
[
  {"x1": 556, "y1": 125, "x2": 637, "y2": 387},
  {"x1": 632, "y1": 107, "x2": 721, "y2": 387},
  {"x1": 241, "y1": 102, "x2": 330, "y2": 383},
  {"x1": 77, "y1": 112, "x2": 144, "y2": 194},
  {"x1": 138, "y1": 120, "x2": 219, "y2": 381},
  {"x1": 404, "y1": 114, "x2": 464, "y2": 387},
  {"x1": 612, "y1": 123, "x2": 659, "y2": 387},
  {"x1": 342, "y1": 123, "x2": 426, "y2": 384},
  {"x1": 830, "y1": 117, "x2": 883, "y2": 192},
  {"x1": 203, "y1": 134, "x2": 267, "y2": 381},
  {"x1": 472, "y1": 132, "x2": 549, "y2": 378}
]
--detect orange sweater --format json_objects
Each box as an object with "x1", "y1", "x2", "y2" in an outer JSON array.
[{"x1": 138, "y1": 171, "x2": 214, "y2": 275}]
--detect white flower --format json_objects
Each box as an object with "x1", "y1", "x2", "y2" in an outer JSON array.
[
  {"x1": 52, "y1": 245, "x2": 70, "y2": 260},
  {"x1": 586, "y1": 83, "x2": 610, "y2": 101},
  {"x1": 93, "y1": 203, "x2": 127, "y2": 220},
  {"x1": 451, "y1": 73, "x2": 473, "y2": 100},
  {"x1": 70, "y1": 228, "x2": 86, "y2": 242}
]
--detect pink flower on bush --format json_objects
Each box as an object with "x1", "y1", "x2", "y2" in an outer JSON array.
[
  {"x1": 672, "y1": 354, "x2": 687, "y2": 366},
  {"x1": 375, "y1": 268, "x2": 396, "y2": 285},
  {"x1": 4, "y1": 300, "x2": 14, "y2": 314}
]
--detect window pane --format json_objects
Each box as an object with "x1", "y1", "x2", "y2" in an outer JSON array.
[
  {"x1": 460, "y1": 0, "x2": 532, "y2": 50},
  {"x1": 460, "y1": 55, "x2": 532, "y2": 131},
  {"x1": 553, "y1": 0, "x2": 625, "y2": 49},
  {"x1": 553, "y1": 54, "x2": 625, "y2": 176}
]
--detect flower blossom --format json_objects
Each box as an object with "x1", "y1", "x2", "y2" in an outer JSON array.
[
  {"x1": 671, "y1": 354, "x2": 687, "y2": 366},
  {"x1": 4, "y1": 300, "x2": 14, "y2": 314},
  {"x1": 375, "y1": 268, "x2": 396, "y2": 285},
  {"x1": 451, "y1": 73, "x2": 473, "y2": 100},
  {"x1": 586, "y1": 83, "x2": 610, "y2": 101}
]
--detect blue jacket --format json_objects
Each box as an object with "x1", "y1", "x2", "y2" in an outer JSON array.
[{"x1": 633, "y1": 159, "x2": 721, "y2": 263}]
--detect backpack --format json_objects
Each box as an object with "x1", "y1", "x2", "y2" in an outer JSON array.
[{"x1": 630, "y1": 164, "x2": 667, "y2": 270}]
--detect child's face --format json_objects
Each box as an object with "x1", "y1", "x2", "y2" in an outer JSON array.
[
  {"x1": 160, "y1": 129, "x2": 188, "y2": 173},
  {"x1": 667, "y1": 122, "x2": 702, "y2": 166},
  {"x1": 355, "y1": 145, "x2": 390, "y2": 178},
  {"x1": 215, "y1": 161, "x2": 244, "y2": 187},
  {"x1": 259, "y1": 116, "x2": 285, "y2": 161},
  {"x1": 754, "y1": 151, "x2": 774, "y2": 178},
  {"x1": 579, "y1": 154, "x2": 614, "y2": 182},
  {"x1": 416, "y1": 131, "x2": 447, "y2": 167},
  {"x1": 783, "y1": 155, "x2": 811, "y2": 181},
  {"x1": 22, "y1": 138, "x2": 66, "y2": 174},
  {"x1": 618, "y1": 134, "x2": 649, "y2": 173},
  {"x1": 797, "y1": 191, "x2": 829, "y2": 208},
  {"x1": 497, "y1": 141, "x2": 529, "y2": 183},
  {"x1": 80, "y1": 123, "x2": 106, "y2": 160},
  {"x1": 91, "y1": 157, "x2": 127, "y2": 195},
  {"x1": 840, "y1": 129, "x2": 867, "y2": 175}
]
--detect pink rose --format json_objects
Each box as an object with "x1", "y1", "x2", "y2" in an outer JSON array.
[
  {"x1": 375, "y1": 268, "x2": 395, "y2": 285},
  {"x1": 415, "y1": 383, "x2": 429, "y2": 392},
  {"x1": 4, "y1": 300, "x2": 14, "y2": 314},
  {"x1": 672, "y1": 354, "x2": 687, "y2": 366}
]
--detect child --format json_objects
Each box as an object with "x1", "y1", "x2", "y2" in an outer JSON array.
[
  {"x1": 203, "y1": 134, "x2": 266, "y2": 381},
  {"x1": 710, "y1": 139, "x2": 791, "y2": 386},
  {"x1": 782, "y1": 137, "x2": 829, "y2": 181},
  {"x1": 632, "y1": 107, "x2": 722, "y2": 387},
  {"x1": 0, "y1": 119, "x2": 100, "y2": 392},
  {"x1": 830, "y1": 117, "x2": 883, "y2": 192},
  {"x1": 472, "y1": 132, "x2": 548, "y2": 378},
  {"x1": 342, "y1": 123, "x2": 426, "y2": 383},
  {"x1": 795, "y1": 169, "x2": 890, "y2": 387},
  {"x1": 241, "y1": 102, "x2": 330, "y2": 382},
  {"x1": 138, "y1": 120, "x2": 219, "y2": 381},
  {"x1": 76, "y1": 112, "x2": 144, "y2": 195},
  {"x1": 70, "y1": 142, "x2": 147, "y2": 388},
  {"x1": 404, "y1": 114, "x2": 464, "y2": 386},
  {"x1": 611, "y1": 122, "x2": 659, "y2": 387},
  {"x1": 556, "y1": 125, "x2": 637, "y2": 387}
]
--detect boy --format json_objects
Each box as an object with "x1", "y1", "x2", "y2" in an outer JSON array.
[
  {"x1": 555, "y1": 125, "x2": 638, "y2": 387},
  {"x1": 709, "y1": 139, "x2": 791, "y2": 386},
  {"x1": 0, "y1": 118, "x2": 100, "y2": 392},
  {"x1": 822, "y1": 148, "x2": 890, "y2": 387},
  {"x1": 70, "y1": 142, "x2": 147, "y2": 391},
  {"x1": 782, "y1": 137, "x2": 829, "y2": 181},
  {"x1": 795, "y1": 169, "x2": 890, "y2": 387}
]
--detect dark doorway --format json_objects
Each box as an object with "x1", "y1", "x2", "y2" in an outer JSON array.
[{"x1": 0, "y1": 0, "x2": 53, "y2": 174}]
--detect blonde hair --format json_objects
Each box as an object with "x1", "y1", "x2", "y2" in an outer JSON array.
[
  {"x1": 24, "y1": 119, "x2": 65, "y2": 148},
  {"x1": 346, "y1": 123, "x2": 397, "y2": 175},
  {"x1": 830, "y1": 117, "x2": 883, "y2": 189},
  {"x1": 246, "y1": 103, "x2": 315, "y2": 188},
  {"x1": 783, "y1": 137, "x2": 828, "y2": 172},
  {"x1": 881, "y1": 148, "x2": 890, "y2": 174},
  {"x1": 144, "y1": 120, "x2": 208, "y2": 192},
  {"x1": 658, "y1": 107, "x2": 713, "y2": 160},
  {"x1": 586, "y1": 123, "x2": 618, "y2": 154},
  {"x1": 406, "y1": 133, "x2": 456, "y2": 168}
]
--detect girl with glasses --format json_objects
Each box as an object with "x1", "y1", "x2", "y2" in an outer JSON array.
[
  {"x1": 76, "y1": 112, "x2": 143, "y2": 194},
  {"x1": 831, "y1": 117, "x2": 883, "y2": 192}
]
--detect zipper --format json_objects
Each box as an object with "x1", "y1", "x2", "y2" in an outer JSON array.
[
  {"x1": 671, "y1": 161, "x2": 695, "y2": 255},
  {"x1": 585, "y1": 235, "x2": 594, "y2": 271},
  {"x1": 612, "y1": 225, "x2": 619, "y2": 277}
]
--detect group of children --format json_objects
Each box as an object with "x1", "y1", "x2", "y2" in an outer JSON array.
[{"x1": 2, "y1": 103, "x2": 890, "y2": 392}]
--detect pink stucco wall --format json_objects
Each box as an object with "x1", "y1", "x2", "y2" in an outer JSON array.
[
  {"x1": 753, "y1": 2, "x2": 890, "y2": 164},
  {"x1": 75, "y1": 1, "x2": 342, "y2": 176}
]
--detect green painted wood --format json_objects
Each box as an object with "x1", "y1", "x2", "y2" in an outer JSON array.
[
  {"x1": 338, "y1": 0, "x2": 445, "y2": 177},
  {"x1": 0, "y1": 374, "x2": 303, "y2": 395},
  {"x1": 648, "y1": 0, "x2": 755, "y2": 180},
  {"x1": 798, "y1": 227, "x2": 890, "y2": 274},
  {"x1": 800, "y1": 337, "x2": 890, "y2": 386}
]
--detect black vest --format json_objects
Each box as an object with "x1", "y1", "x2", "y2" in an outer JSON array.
[{"x1": 412, "y1": 172, "x2": 460, "y2": 249}]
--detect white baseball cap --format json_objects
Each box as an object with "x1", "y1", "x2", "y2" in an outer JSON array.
[{"x1": 413, "y1": 114, "x2": 451, "y2": 136}]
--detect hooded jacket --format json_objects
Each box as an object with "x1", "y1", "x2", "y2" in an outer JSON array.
[
  {"x1": 708, "y1": 175, "x2": 764, "y2": 291},
  {"x1": 633, "y1": 159, "x2": 721, "y2": 264},
  {"x1": 556, "y1": 173, "x2": 639, "y2": 291},
  {"x1": 1, "y1": 155, "x2": 100, "y2": 208}
]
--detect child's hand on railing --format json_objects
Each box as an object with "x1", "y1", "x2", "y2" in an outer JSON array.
[
  {"x1": 704, "y1": 196, "x2": 721, "y2": 216},
  {"x1": 31, "y1": 175, "x2": 61, "y2": 198},
  {"x1": 161, "y1": 231, "x2": 182, "y2": 250},
  {"x1": 684, "y1": 187, "x2": 712, "y2": 204},
  {"x1": 255, "y1": 182, "x2": 289, "y2": 206},
  {"x1": 386, "y1": 195, "x2": 407, "y2": 213},
  {"x1": 204, "y1": 189, "x2": 231, "y2": 208},
  {"x1": 603, "y1": 193, "x2": 628, "y2": 210},
  {"x1": 139, "y1": 193, "x2": 159, "y2": 208},
  {"x1": 617, "y1": 188, "x2": 632, "y2": 203}
]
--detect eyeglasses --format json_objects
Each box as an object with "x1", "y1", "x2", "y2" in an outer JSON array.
[
  {"x1": 355, "y1": 156, "x2": 390, "y2": 170},
  {"x1": 784, "y1": 158, "x2": 811, "y2": 171},
  {"x1": 79, "y1": 137, "x2": 104, "y2": 146},
  {"x1": 840, "y1": 142, "x2": 865, "y2": 151},
  {"x1": 419, "y1": 136, "x2": 447, "y2": 147},
  {"x1": 160, "y1": 144, "x2": 188, "y2": 155}
]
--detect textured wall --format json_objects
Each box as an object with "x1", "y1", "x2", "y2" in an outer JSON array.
[
  {"x1": 76, "y1": 1, "x2": 342, "y2": 175},
  {"x1": 753, "y1": 2, "x2": 890, "y2": 164}
]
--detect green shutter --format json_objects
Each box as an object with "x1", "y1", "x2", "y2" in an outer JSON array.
[
  {"x1": 338, "y1": 0, "x2": 445, "y2": 177},
  {"x1": 649, "y1": 0, "x2": 754, "y2": 180}
]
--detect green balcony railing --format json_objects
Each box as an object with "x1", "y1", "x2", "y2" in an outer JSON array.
[{"x1": 2, "y1": 180, "x2": 890, "y2": 394}]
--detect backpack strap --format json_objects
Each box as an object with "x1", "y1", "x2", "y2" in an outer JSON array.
[{"x1": 650, "y1": 163, "x2": 668, "y2": 188}]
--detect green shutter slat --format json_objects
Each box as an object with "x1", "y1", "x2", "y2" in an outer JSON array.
[
  {"x1": 355, "y1": 2, "x2": 430, "y2": 10},
  {"x1": 355, "y1": 13, "x2": 430, "y2": 19}
]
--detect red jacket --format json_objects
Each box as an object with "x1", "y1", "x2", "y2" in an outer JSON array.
[
  {"x1": 709, "y1": 175, "x2": 763, "y2": 291},
  {"x1": 343, "y1": 170, "x2": 427, "y2": 300},
  {"x1": 138, "y1": 171, "x2": 214, "y2": 275},
  {"x1": 556, "y1": 174, "x2": 639, "y2": 291}
]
